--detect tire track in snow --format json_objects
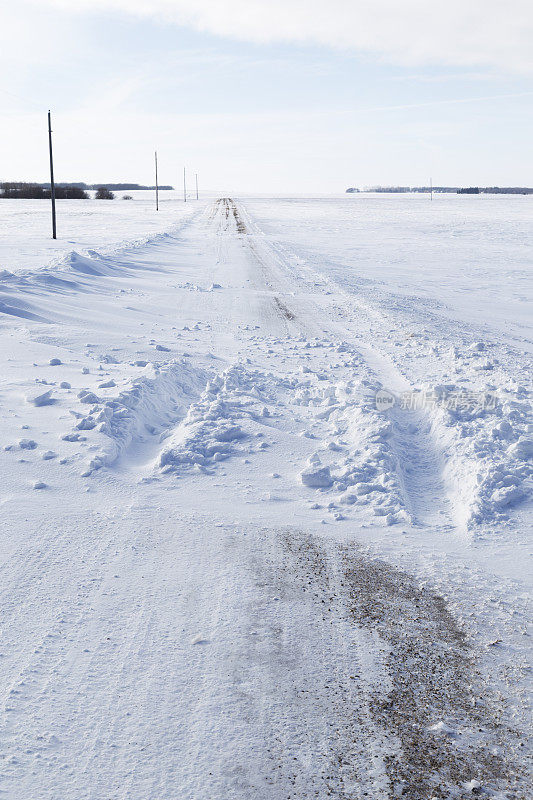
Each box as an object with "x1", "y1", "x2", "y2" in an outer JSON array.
[
  {"x1": 233, "y1": 200, "x2": 463, "y2": 532},
  {"x1": 227, "y1": 199, "x2": 311, "y2": 335},
  {"x1": 351, "y1": 343, "x2": 456, "y2": 529}
]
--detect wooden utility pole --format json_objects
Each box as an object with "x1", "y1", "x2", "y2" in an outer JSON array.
[
  {"x1": 155, "y1": 151, "x2": 159, "y2": 211},
  {"x1": 183, "y1": 167, "x2": 187, "y2": 202},
  {"x1": 48, "y1": 111, "x2": 56, "y2": 239},
  {"x1": 195, "y1": 172, "x2": 199, "y2": 200}
]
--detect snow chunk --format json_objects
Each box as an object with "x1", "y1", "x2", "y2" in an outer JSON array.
[
  {"x1": 19, "y1": 438, "x2": 37, "y2": 450},
  {"x1": 463, "y1": 779, "x2": 482, "y2": 793},
  {"x1": 353, "y1": 482, "x2": 386, "y2": 496},
  {"x1": 214, "y1": 425, "x2": 246, "y2": 443},
  {"x1": 301, "y1": 465, "x2": 333, "y2": 488},
  {"x1": 26, "y1": 388, "x2": 54, "y2": 407},
  {"x1": 78, "y1": 390, "x2": 100, "y2": 404},
  {"x1": 42, "y1": 450, "x2": 57, "y2": 460},
  {"x1": 490, "y1": 485, "x2": 526, "y2": 509},
  {"x1": 61, "y1": 432, "x2": 83, "y2": 442},
  {"x1": 428, "y1": 721, "x2": 456, "y2": 736},
  {"x1": 339, "y1": 492, "x2": 357, "y2": 505},
  {"x1": 507, "y1": 437, "x2": 533, "y2": 460},
  {"x1": 491, "y1": 420, "x2": 513, "y2": 440},
  {"x1": 76, "y1": 417, "x2": 97, "y2": 431}
]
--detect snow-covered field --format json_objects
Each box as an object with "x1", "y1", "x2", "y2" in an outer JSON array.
[
  {"x1": 0, "y1": 191, "x2": 198, "y2": 275},
  {"x1": 0, "y1": 193, "x2": 531, "y2": 799}
]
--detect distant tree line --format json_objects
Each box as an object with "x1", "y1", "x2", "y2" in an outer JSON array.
[
  {"x1": 347, "y1": 186, "x2": 533, "y2": 194},
  {"x1": 0, "y1": 181, "x2": 174, "y2": 199},
  {"x1": 481, "y1": 187, "x2": 533, "y2": 194},
  {"x1": 1, "y1": 182, "x2": 176, "y2": 199},
  {"x1": 87, "y1": 183, "x2": 173, "y2": 190},
  {"x1": 38, "y1": 181, "x2": 174, "y2": 190},
  {"x1": 0, "y1": 183, "x2": 88, "y2": 199}
]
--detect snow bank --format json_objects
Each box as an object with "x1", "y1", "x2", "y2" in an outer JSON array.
[
  {"x1": 158, "y1": 364, "x2": 275, "y2": 475},
  {"x1": 0, "y1": 194, "x2": 200, "y2": 276},
  {"x1": 424, "y1": 384, "x2": 533, "y2": 528},
  {"x1": 64, "y1": 360, "x2": 209, "y2": 475},
  {"x1": 302, "y1": 375, "x2": 408, "y2": 524}
]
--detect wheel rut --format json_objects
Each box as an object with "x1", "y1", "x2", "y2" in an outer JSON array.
[
  {"x1": 225, "y1": 198, "x2": 458, "y2": 532},
  {"x1": 244, "y1": 528, "x2": 525, "y2": 800}
]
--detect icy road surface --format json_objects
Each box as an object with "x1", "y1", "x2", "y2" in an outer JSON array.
[{"x1": 0, "y1": 195, "x2": 531, "y2": 799}]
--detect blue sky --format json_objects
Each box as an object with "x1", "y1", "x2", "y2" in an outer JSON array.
[{"x1": 1, "y1": 0, "x2": 532, "y2": 191}]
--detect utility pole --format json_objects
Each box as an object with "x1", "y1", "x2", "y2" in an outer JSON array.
[
  {"x1": 195, "y1": 172, "x2": 199, "y2": 200},
  {"x1": 48, "y1": 110, "x2": 56, "y2": 239},
  {"x1": 155, "y1": 151, "x2": 159, "y2": 211},
  {"x1": 183, "y1": 167, "x2": 187, "y2": 202}
]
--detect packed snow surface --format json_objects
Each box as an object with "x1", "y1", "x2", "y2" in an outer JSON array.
[{"x1": 0, "y1": 193, "x2": 531, "y2": 799}]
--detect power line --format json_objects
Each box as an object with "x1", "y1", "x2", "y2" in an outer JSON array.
[{"x1": 0, "y1": 87, "x2": 45, "y2": 113}]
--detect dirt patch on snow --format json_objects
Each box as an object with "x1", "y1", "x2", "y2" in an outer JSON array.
[
  {"x1": 273, "y1": 296, "x2": 296, "y2": 321},
  {"x1": 230, "y1": 199, "x2": 248, "y2": 235},
  {"x1": 342, "y1": 550, "x2": 527, "y2": 799},
  {"x1": 275, "y1": 530, "x2": 528, "y2": 799}
]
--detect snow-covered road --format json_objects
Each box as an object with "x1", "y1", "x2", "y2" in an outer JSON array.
[{"x1": 0, "y1": 196, "x2": 531, "y2": 798}]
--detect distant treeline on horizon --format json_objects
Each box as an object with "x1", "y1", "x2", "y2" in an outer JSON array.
[
  {"x1": 0, "y1": 181, "x2": 174, "y2": 199},
  {"x1": 347, "y1": 186, "x2": 533, "y2": 194},
  {"x1": 47, "y1": 182, "x2": 174, "y2": 190}
]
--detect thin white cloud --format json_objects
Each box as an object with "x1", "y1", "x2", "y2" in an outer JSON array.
[
  {"x1": 47, "y1": 0, "x2": 533, "y2": 73},
  {"x1": 362, "y1": 90, "x2": 533, "y2": 114}
]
